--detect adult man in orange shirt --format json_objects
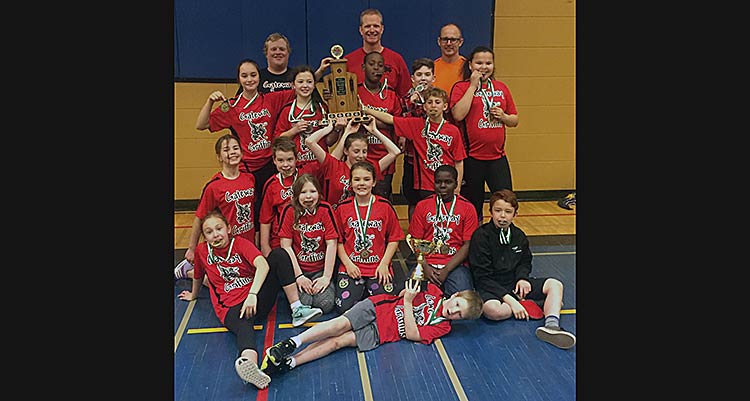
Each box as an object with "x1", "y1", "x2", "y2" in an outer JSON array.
[{"x1": 433, "y1": 23, "x2": 466, "y2": 95}]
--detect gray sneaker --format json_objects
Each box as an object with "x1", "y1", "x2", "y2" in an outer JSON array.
[
  {"x1": 535, "y1": 326, "x2": 576, "y2": 349},
  {"x1": 291, "y1": 304, "x2": 323, "y2": 327}
]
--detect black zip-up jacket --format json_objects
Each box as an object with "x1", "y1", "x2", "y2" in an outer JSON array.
[{"x1": 468, "y1": 221, "x2": 532, "y2": 302}]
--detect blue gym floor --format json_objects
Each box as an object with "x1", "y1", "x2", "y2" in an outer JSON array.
[{"x1": 174, "y1": 236, "x2": 576, "y2": 401}]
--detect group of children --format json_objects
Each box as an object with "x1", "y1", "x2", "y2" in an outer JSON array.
[{"x1": 175, "y1": 45, "x2": 574, "y2": 390}]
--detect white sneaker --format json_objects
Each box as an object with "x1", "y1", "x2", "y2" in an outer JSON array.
[
  {"x1": 234, "y1": 356, "x2": 271, "y2": 389},
  {"x1": 174, "y1": 259, "x2": 193, "y2": 280},
  {"x1": 535, "y1": 326, "x2": 576, "y2": 349}
]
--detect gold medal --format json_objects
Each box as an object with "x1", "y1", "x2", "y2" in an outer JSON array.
[
  {"x1": 440, "y1": 245, "x2": 449, "y2": 254},
  {"x1": 360, "y1": 249, "x2": 370, "y2": 259},
  {"x1": 220, "y1": 101, "x2": 229, "y2": 112}
]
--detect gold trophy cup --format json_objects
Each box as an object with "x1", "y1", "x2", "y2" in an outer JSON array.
[
  {"x1": 405, "y1": 234, "x2": 442, "y2": 290},
  {"x1": 316, "y1": 44, "x2": 371, "y2": 126}
]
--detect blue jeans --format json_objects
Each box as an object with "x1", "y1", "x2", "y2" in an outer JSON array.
[{"x1": 407, "y1": 263, "x2": 474, "y2": 295}]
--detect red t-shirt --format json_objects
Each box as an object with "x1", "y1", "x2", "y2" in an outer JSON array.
[
  {"x1": 357, "y1": 83, "x2": 402, "y2": 175},
  {"x1": 195, "y1": 171, "x2": 256, "y2": 242},
  {"x1": 449, "y1": 80, "x2": 517, "y2": 160},
  {"x1": 209, "y1": 90, "x2": 294, "y2": 172},
  {"x1": 317, "y1": 153, "x2": 383, "y2": 211},
  {"x1": 392, "y1": 117, "x2": 466, "y2": 191},
  {"x1": 345, "y1": 47, "x2": 412, "y2": 98},
  {"x1": 277, "y1": 202, "x2": 339, "y2": 273},
  {"x1": 193, "y1": 237, "x2": 262, "y2": 324},
  {"x1": 335, "y1": 195, "x2": 404, "y2": 277},
  {"x1": 273, "y1": 101, "x2": 329, "y2": 177},
  {"x1": 370, "y1": 282, "x2": 451, "y2": 345},
  {"x1": 408, "y1": 194, "x2": 478, "y2": 266},
  {"x1": 258, "y1": 172, "x2": 297, "y2": 249}
]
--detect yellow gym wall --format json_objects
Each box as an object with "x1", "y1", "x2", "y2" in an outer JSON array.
[{"x1": 174, "y1": 0, "x2": 575, "y2": 201}]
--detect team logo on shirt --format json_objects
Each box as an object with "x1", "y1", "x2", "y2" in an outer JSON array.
[
  {"x1": 217, "y1": 264, "x2": 240, "y2": 281},
  {"x1": 300, "y1": 233, "x2": 320, "y2": 253},
  {"x1": 249, "y1": 121, "x2": 268, "y2": 142},
  {"x1": 235, "y1": 201, "x2": 252, "y2": 224},
  {"x1": 232, "y1": 201, "x2": 254, "y2": 236}
]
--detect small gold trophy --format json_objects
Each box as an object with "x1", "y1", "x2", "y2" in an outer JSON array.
[
  {"x1": 405, "y1": 234, "x2": 442, "y2": 290},
  {"x1": 316, "y1": 44, "x2": 371, "y2": 125}
]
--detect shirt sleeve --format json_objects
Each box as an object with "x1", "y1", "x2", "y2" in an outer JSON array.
[
  {"x1": 449, "y1": 82, "x2": 467, "y2": 109},
  {"x1": 277, "y1": 205, "x2": 295, "y2": 239}
]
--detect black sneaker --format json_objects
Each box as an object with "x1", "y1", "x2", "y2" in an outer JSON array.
[
  {"x1": 261, "y1": 339, "x2": 297, "y2": 369},
  {"x1": 261, "y1": 356, "x2": 292, "y2": 376},
  {"x1": 557, "y1": 192, "x2": 576, "y2": 210}
]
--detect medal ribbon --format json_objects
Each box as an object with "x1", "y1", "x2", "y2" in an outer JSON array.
[
  {"x1": 288, "y1": 98, "x2": 315, "y2": 122},
  {"x1": 354, "y1": 195, "x2": 374, "y2": 251},
  {"x1": 498, "y1": 227, "x2": 511, "y2": 245},
  {"x1": 207, "y1": 237, "x2": 235, "y2": 263},
  {"x1": 478, "y1": 79, "x2": 496, "y2": 114},
  {"x1": 277, "y1": 170, "x2": 298, "y2": 190},
  {"x1": 423, "y1": 117, "x2": 445, "y2": 140},
  {"x1": 231, "y1": 92, "x2": 259, "y2": 109},
  {"x1": 426, "y1": 297, "x2": 447, "y2": 326},
  {"x1": 435, "y1": 195, "x2": 456, "y2": 241},
  {"x1": 379, "y1": 78, "x2": 388, "y2": 100}
]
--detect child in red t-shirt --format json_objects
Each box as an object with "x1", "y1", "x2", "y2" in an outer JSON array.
[
  {"x1": 331, "y1": 161, "x2": 405, "y2": 314},
  {"x1": 365, "y1": 87, "x2": 466, "y2": 204},
  {"x1": 177, "y1": 210, "x2": 323, "y2": 389},
  {"x1": 258, "y1": 136, "x2": 316, "y2": 257},
  {"x1": 260, "y1": 280, "x2": 482, "y2": 376},
  {"x1": 277, "y1": 174, "x2": 340, "y2": 313}
]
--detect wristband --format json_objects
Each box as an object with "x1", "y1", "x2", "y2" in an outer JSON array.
[
  {"x1": 295, "y1": 273, "x2": 304, "y2": 280},
  {"x1": 248, "y1": 292, "x2": 257, "y2": 296}
]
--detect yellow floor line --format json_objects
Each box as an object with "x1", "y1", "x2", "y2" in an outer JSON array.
[
  {"x1": 278, "y1": 322, "x2": 319, "y2": 329},
  {"x1": 435, "y1": 339, "x2": 469, "y2": 401},
  {"x1": 183, "y1": 312, "x2": 577, "y2": 336},
  {"x1": 187, "y1": 325, "x2": 263, "y2": 334},
  {"x1": 174, "y1": 299, "x2": 196, "y2": 353},
  {"x1": 357, "y1": 351, "x2": 374, "y2": 401}
]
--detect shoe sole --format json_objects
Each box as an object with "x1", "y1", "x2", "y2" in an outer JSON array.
[
  {"x1": 535, "y1": 327, "x2": 576, "y2": 349},
  {"x1": 235, "y1": 357, "x2": 271, "y2": 389},
  {"x1": 292, "y1": 308, "x2": 323, "y2": 327}
]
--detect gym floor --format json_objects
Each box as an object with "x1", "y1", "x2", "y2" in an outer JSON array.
[{"x1": 173, "y1": 199, "x2": 576, "y2": 401}]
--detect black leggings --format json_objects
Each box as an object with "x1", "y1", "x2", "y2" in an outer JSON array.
[
  {"x1": 221, "y1": 247, "x2": 296, "y2": 357},
  {"x1": 462, "y1": 156, "x2": 512, "y2": 222},
  {"x1": 334, "y1": 271, "x2": 404, "y2": 314}
]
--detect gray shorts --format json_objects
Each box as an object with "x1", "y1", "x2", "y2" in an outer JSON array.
[{"x1": 342, "y1": 298, "x2": 380, "y2": 352}]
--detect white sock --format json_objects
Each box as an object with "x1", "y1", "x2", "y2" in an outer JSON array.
[
  {"x1": 291, "y1": 335, "x2": 302, "y2": 348},
  {"x1": 290, "y1": 300, "x2": 302, "y2": 310}
]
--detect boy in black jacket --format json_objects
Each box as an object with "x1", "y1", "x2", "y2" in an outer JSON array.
[{"x1": 468, "y1": 189, "x2": 576, "y2": 349}]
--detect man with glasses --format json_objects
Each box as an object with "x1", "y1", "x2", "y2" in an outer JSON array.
[{"x1": 434, "y1": 23, "x2": 466, "y2": 95}]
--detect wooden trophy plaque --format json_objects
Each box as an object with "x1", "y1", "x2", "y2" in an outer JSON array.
[{"x1": 316, "y1": 44, "x2": 371, "y2": 125}]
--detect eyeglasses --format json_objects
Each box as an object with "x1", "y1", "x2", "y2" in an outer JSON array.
[{"x1": 439, "y1": 37, "x2": 462, "y2": 44}]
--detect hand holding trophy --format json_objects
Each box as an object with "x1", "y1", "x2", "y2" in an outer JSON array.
[
  {"x1": 315, "y1": 44, "x2": 371, "y2": 126},
  {"x1": 405, "y1": 234, "x2": 442, "y2": 292}
]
